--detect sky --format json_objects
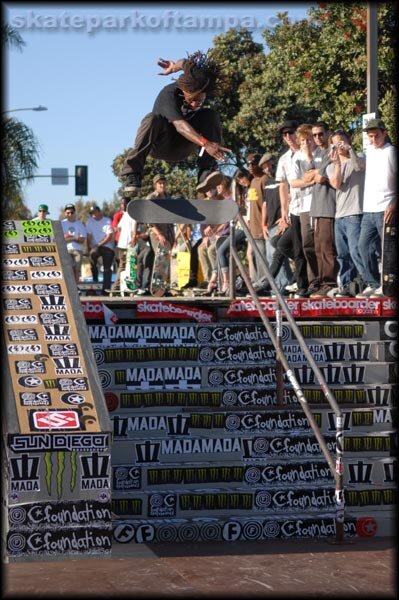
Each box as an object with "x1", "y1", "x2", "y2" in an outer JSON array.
[{"x1": 5, "y1": 2, "x2": 313, "y2": 218}]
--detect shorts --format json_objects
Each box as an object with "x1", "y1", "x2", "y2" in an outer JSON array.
[{"x1": 68, "y1": 249, "x2": 83, "y2": 272}]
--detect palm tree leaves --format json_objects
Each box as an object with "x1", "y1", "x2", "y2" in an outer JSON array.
[{"x1": 2, "y1": 117, "x2": 40, "y2": 204}]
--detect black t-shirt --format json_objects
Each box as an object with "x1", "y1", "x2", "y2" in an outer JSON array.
[
  {"x1": 152, "y1": 83, "x2": 203, "y2": 123},
  {"x1": 263, "y1": 178, "x2": 281, "y2": 227}
]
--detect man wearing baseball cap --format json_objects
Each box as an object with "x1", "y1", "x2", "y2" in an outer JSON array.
[
  {"x1": 61, "y1": 203, "x2": 87, "y2": 283},
  {"x1": 86, "y1": 205, "x2": 115, "y2": 294},
  {"x1": 357, "y1": 117, "x2": 397, "y2": 297},
  {"x1": 32, "y1": 204, "x2": 50, "y2": 221}
]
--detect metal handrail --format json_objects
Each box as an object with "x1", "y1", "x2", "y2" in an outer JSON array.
[{"x1": 229, "y1": 213, "x2": 345, "y2": 542}]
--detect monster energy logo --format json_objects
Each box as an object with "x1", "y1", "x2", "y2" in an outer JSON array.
[
  {"x1": 297, "y1": 388, "x2": 367, "y2": 405},
  {"x1": 112, "y1": 499, "x2": 142, "y2": 515},
  {"x1": 43, "y1": 451, "x2": 78, "y2": 499},
  {"x1": 345, "y1": 436, "x2": 393, "y2": 453},
  {"x1": 351, "y1": 411, "x2": 374, "y2": 427},
  {"x1": 179, "y1": 493, "x2": 253, "y2": 511},
  {"x1": 298, "y1": 323, "x2": 365, "y2": 338},
  {"x1": 346, "y1": 489, "x2": 396, "y2": 507},
  {"x1": 119, "y1": 391, "x2": 220, "y2": 408},
  {"x1": 147, "y1": 466, "x2": 244, "y2": 485},
  {"x1": 103, "y1": 347, "x2": 198, "y2": 363},
  {"x1": 188, "y1": 413, "x2": 224, "y2": 429}
]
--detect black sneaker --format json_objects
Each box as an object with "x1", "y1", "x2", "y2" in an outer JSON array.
[
  {"x1": 122, "y1": 173, "x2": 142, "y2": 193},
  {"x1": 196, "y1": 171, "x2": 223, "y2": 194}
]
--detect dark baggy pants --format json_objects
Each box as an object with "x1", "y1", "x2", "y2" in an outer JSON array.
[
  {"x1": 89, "y1": 246, "x2": 115, "y2": 293},
  {"x1": 300, "y1": 211, "x2": 319, "y2": 291},
  {"x1": 137, "y1": 244, "x2": 154, "y2": 290},
  {"x1": 120, "y1": 108, "x2": 222, "y2": 182},
  {"x1": 314, "y1": 216, "x2": 338, "y2": 290},
  {"x1": 278, "y1": 214, "x2": 309, "y2": 293}
]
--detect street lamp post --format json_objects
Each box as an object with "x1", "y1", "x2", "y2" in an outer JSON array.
[{"x1": 2, "y1": 106, "x2": 48, "y2": 115}]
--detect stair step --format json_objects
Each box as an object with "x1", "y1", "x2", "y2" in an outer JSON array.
[{"x1": 112, "y1": 457, "x2": 396, "y2": 491}]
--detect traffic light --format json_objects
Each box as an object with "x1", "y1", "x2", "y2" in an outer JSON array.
[{"x1": 75, "y1": 165, "x2": 88, "y2": 196}]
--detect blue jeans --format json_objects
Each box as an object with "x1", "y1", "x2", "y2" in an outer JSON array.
[
  {"x1": 217, "y1": 229, "x2": 246, "y2": 271},
  {"x1": 358, "y1": 211, "x2": 384, "y2": 287},
  {"x1": 334, "y1": 215, "x2": 366, "y2": 287}
]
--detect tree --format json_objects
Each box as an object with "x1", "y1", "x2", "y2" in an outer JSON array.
[
  {"x1": 112, "y1": 5, "x2": 396, "y2": 188},
  {"x1": 111, "y1": 152, "x2": 198, "y2": 199},
  {"x1": 1, "y1": 24, "x2": 26, "y2": 50},
  {"x1": 2, "y1": 25, "x2": 40, "y2": 213},
  {"x1": 2, "y1": 117, "x2": 40, "y2": 201},
  {"x1": 232, "y1": 3, "x2": 397, "y2": 154},
  {"x1": 208, "y1": 28, "x2": 265, "y2": 163}
]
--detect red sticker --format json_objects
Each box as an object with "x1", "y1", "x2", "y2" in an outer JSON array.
[
  {"x1": 104, "y1": 392, "x2": 119, "y2": 412},
  {"x1": 356, "y1": 516, "x2": 377, "y2": 537},
  {"x1": 31, "y1": 410, "x2": 80, "y2": 429}
]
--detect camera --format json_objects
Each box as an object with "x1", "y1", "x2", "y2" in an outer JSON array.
[{"x1": 330, "y1": 144, "x2": 337, "y2": 151}]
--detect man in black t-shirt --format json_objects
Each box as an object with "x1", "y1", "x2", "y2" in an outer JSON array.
[{"x1": 120, "y1": 51, "x2": 230, "y2": 195}]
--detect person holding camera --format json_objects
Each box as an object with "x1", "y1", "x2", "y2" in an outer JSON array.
[{"x1": 326, "y1": 130, "x2": 366, "y2": 297}]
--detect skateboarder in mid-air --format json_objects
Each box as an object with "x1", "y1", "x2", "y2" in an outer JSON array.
[{"x1": 120, "y1": 50, "x2": 230, "y2": 195}]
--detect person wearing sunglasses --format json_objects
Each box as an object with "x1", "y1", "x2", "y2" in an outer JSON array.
[
  {"x1": 32, "y1": 204, "x2": 50, "y2": 221},
  {"x1": 306, "y1": 120, "x2": 339, "y2": 297},
  {"x1": 255, "y1": 120, "x2": 310, "y2": 297},
  {"x1": 61, "y1": 203, "x2": 87, "y2": 283},
  {"x1": 312, "y1": 122, "x2": 329, "y2": 150}
]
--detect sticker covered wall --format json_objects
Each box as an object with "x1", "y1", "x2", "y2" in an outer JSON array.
[{"x1": 2, "y1": 220, "x2": 112, "y2": 559}]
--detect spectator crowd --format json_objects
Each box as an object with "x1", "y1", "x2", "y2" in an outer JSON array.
[{"x1": 36, "y1": 117, "x2": 396, "y2": 299}]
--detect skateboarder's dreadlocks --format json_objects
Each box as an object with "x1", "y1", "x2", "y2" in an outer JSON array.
[
  {"x1": 120, "y1": 49, "x2": 230, "y2": 196},
  {"x1": 175, "y1": 51, "x2": 220, "y2": 97}
]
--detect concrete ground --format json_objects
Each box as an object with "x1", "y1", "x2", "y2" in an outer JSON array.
[{"x1": 2, "y1": 537, "x2": 397, "y2": 598}]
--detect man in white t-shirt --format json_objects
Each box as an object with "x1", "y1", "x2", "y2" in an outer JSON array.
[
  {"x1": 61, "y1": 203, "x2": 87, "y2": 283},
  {"x1": 290, "y1": 124, "x2": 320, "y2": 295},
  {"x1": 112, "y1": 207, "x2": 137, "y2": 293},
  {"x1": 86, "y1": 205, "x2": 115, "y2": 294},
  {"x1": 357, "y1": 118, "x2": 397, "y2": 297},
  {"x1": 275, "y1": 120, "x2": 309, "y2": 296}
]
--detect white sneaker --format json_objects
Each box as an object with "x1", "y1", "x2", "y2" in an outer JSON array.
[
  {"x1": 135, "y1": 288, "x2": 147, "y2": 296},
  {"x1": 370, "y1": 286, "x2": 384, "y2": 297},
  {"x1": 327, "y1": 287, "x2": 340, "y2": 298},
  {"x1": 285, "y1": 282, "x2": 298, "y2": 293},
  {"x1": 356, "y1": 285, "x2": 377, "y2": 298}
]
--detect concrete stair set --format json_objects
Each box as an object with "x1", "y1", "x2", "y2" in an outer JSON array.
[
  {"x1": 88, "y1": 318, "x2": 397, "y2": 545},
  {"x1": 2, "y1": 220, "x2": 396, "y2": 559}
]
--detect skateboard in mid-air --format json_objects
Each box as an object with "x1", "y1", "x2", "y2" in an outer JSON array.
[
  {"x1": 382, "y1": 220, "x2": 397, "y2": 297},
  {"x1": 127, "y1": 197, "x2": 239, "y2": 225},
  {"x1": 150, "y1": 240, "x2": 172, "y2": 297}
]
